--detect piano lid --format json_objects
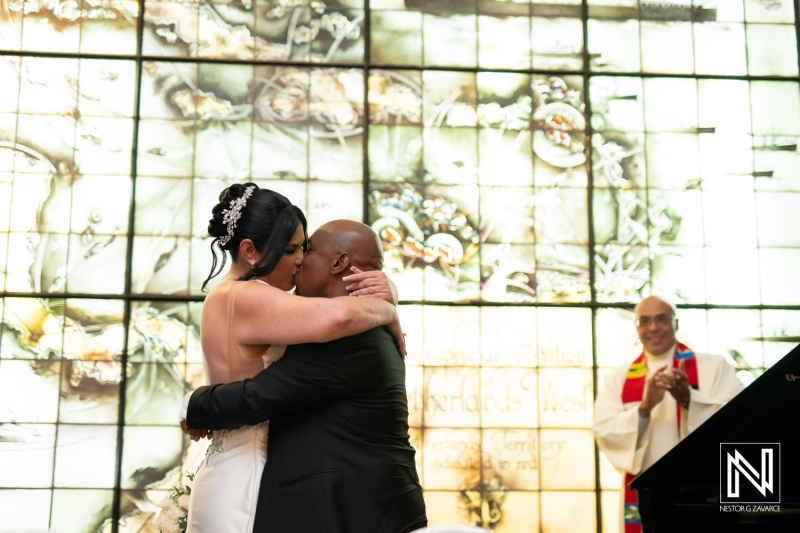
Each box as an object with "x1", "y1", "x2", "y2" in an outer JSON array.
[{"x1": 631, "y1": 343, "x2": 800, "y2": 493}]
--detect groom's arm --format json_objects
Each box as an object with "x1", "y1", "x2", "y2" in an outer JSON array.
[{"x1": 186, "y1": 343, "x2": 348, "y2": 430}]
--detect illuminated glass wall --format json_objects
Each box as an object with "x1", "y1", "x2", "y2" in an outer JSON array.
[{"x1": 1, "y1": 0, "x2": 798, "y2": 531}]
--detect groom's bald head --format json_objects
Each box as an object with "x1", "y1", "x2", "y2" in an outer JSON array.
[{"x1": 294, "y1": 220, "x2": 383, "y2": 298}]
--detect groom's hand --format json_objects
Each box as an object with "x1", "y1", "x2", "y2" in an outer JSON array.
[{"x1": 181, "y1": 419, "x2": 213, "y2": 441}]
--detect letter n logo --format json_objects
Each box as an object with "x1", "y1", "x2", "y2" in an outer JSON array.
[{"x1": 720, "y1": 443, "x2": 780, "y2": 504}]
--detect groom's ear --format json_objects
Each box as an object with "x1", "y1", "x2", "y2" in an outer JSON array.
[{"x1": 330, "y1": 252, "x2": 351, "y2": 275}]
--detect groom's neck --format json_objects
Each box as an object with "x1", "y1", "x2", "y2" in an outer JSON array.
[{"x1": 320, "y1": 277, "x2": 349, "y2": 299}]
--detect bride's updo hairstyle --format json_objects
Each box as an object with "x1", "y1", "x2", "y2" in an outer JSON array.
[{"x1": 202, "y1": 182, "x2": 307, "y2": 291}]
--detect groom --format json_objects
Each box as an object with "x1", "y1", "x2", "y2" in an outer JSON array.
[{"x1": 184, "y1": 220, "x2": 427, "y2": 533}]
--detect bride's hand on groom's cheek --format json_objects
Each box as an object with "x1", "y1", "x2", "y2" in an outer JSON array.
[{"x1": 181, "y1": 419, "x2": 213, "y2": 441}]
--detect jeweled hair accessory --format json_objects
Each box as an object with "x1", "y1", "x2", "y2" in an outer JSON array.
[{"x1": 218, "y1": 185, "x2": 255, "y2": 247}]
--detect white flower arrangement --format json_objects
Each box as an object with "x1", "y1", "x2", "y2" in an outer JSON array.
[{"x1": 154, "y1": 472, "x2": 193, "y2": 533}]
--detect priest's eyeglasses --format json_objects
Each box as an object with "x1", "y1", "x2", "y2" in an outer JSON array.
[{"x1": 634, "y1": 314, "x2": 674, "y2": 328}]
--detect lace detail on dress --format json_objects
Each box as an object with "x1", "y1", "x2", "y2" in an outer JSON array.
[{"x1": 202, "y1": 421, "x2": 269, "y2": 466}]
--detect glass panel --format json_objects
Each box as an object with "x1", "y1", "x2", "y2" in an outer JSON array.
[
  {"x1": 120, "y1": 425, "x2": 184, "y2": 491},
  {"x1": 422, "y1": 305, "x2": 480, "y2": 366},
  {"x1": 539, "y1": 429, "x2": 595, "y2": 489},
  {"x1": 714, "y1": 0, "x2": 745, "y2": 22},
  {"x1": 595, "y1": 308, "x2": 640, "y2": 368},
  {"x1": 424, "y1": 367, "x2": 481, "y2": 427},
  {"x1": 744, "y1": 0, "x2": 795, "y2": 22},
  {"x1": 588, "y1": 18, "x2": 641, "y2": 72},
  {"x1": 50, "y1": 488, "x2": 115, "y2": 533},
  {"x1": 424, "y1": 490, "x2": 482, "y2": 526},
  {"x1": 425, "y1": 13, "x2": 477, "y2": 68},
  {"x1": 532, "y1": 17, "x2": 584, "y2": 71},
  {"x1": 697, "y1": 79, "x2": 751, "y2": 134},
  {"x1": 0, "y1": 7, "x2": 23, "y2": 52},
  {"x1": 489, "y1": 491, "x2": 540, "y2": 532},
  {"x1": 641, "y1": 21, "x2": 694, "y2": 74},
  {"x1": 694, "y1": 22, "x2": 747, "y2": 75},
  {"x1": 538, "y1": 368, "x2": 593, "y2": 427},
  {"x1": 540, "y1": 491, "x2": 597, "y2": 532},
  {"x1": 599, "y1": 448, "x2": 623, "y2": 489},
  {"x1": 0, "y1": 359, "x2": 60, "y2": 423},
  {"x1": 704, "y1": 247, "x2": 761, "y2": 304},
  {"x1": 537, "y1": 307, "x2": 593, "y2": 367},
  {"x1": 369, "y1": 182, "x2": 482, "y2": 302},
  {"x1": 644, "y1": 78, "x2": 698, "y2": 132},
  {"x1": 77, "y1": 59, "x2": 137, "y2": 118},
  {"x1": 703, "y1": 189, "x2": 757, "y2": 246},
  {"x1": 707, "y1": 308, "x2": 764, "y2": 370},
  {"x1": 397, "y1": 304, "x2": 423, "y2": 366},
  {"x1": 478, "y1": 15, "x2": 531, "y2": 69},
  {"x1": 135, "y1": 178, "x2": 193, "y2": 237},
  {"x1": 482, "y1": 428, "x2": 540, "y2": 489},
  {"x1": 533, "y1": 186, "x2": 588, "y2": 244},
  {"x1": 759, "y1": 249, "x2": 800, "y2": 305},
  {"x1": 747, "y1": 24, "x2": 799, "y2": 76},
  {"x1": 480, "y1": 243, "x2": 531, "y2": 302},
  {"x1": 422, "y1": 428, "x2": 481, "y2": 490},
  {"x1": 482, "y1": 367, "x2": 538, "y2": 428},
  {"x1": 601, "y1": 490, "x2": 622, "y2": 533},
  {"x1": 650, "y1": 246, "x2": 707, "y2": 303},
  {"x1": 594, "y1": 243, "x2": 650, "y2": 303},
  {"x1": 756, "y1": 192, "x2": 800, "y2": 247},
  {"x1": 480, "y1": 186, "x2": 534, "y2": 244},
  {"x1": 407, "y1": 365, "x2": 424, "y2": 427},
  {"x1": 54, "y1": 425, "x2": 118, "y2": 488},
  {"x1": 761, "y1": 310, "x2": 800, "y2": 367},
  {"x1": 753, "y1": 134, "x2": 800, "y2": 190},
  {"x1": 532, "y1": 75, "x2": 586, "y2": 174},
  {"x1": 481, "y1": 307, "x2": 537, "y2": 367},
  {"x1": 0, "y1": 424, "x2": 56, "y2": 487},
  {"x1": 750, "y1": 81, "x2": 800, "y2": 135},
  {"x1": 590, "y1": 76, "x2": 644, "y2": 134},
  {"x1": 373, "y1": 10, "x2": 423, "y2": 64},
  {"x1": 535, "y1": 244, "x2": 590, "y2": 302},
  {"x1": 0, "y1": 490, "x2": 52, "y2": 532},
  {"x1": 118, "y1": 488, "x2": 171, "y2": 533},
  {"x1": 698, "y1": 133, "x2": 755, "y2": 189}
]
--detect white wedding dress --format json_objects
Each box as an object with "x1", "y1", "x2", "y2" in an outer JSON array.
[{"x1": 187, "y1": 280, "x2": 285, "y2": 533}]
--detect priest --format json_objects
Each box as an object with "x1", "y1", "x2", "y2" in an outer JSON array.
[{"x1": 593, "y1": 295, "x2": 746, "y2": 533}]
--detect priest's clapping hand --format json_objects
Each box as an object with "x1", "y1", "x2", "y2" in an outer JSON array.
[
  {"x1": 638, "y1": 366, "x2": 670, "y2": 418},
  {"x1": 656, "y1": 361, "x2": 690, "y2": 408}
]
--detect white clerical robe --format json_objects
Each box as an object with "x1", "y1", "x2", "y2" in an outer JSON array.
[{"x1": 593, "y1": 349, "x2": 746, "y2": 530}]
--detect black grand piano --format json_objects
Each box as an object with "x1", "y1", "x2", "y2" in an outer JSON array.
[{"x1": 631, "y1": 344, "x2": 800, "y2": 532}]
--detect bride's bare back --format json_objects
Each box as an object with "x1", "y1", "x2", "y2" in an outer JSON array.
[{"x1": 200, "y1": 280, "x2": 277, "y2": 385}]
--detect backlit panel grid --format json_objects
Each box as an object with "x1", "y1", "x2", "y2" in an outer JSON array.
[
  {"x1": 0, "y1": 296, "x2": 124, "y2": 532},
  {"x1": 134, "y1": 63, "x2": 366, "y2": 296},
  {"x1": 367, "y1": 69, "x2": 591, "y2": 304},
  {"x1": 0, "y1": 0, "x2": 798, "y2": 531},
  {"x1": 369, "y1": 0, "x2": 585, "y2": 71},
  {"x1": 1, "y1": 56, "x2": 136, "y2": 296},
  {"x1": 587, "y1": 0, "x2": 798, "y2": 77},
  {"x1": 591, "y1": 75, "x2": 800, "y2": 305},
  {"x1": 0, "y1": 0, "x2": 139, "y2": 55},
  {"x1": 404, "y1": 305, "x2": 596, "y2": 530},
  {"x1": 141, "y1": 0, "x2": 366, "y2": 62}
]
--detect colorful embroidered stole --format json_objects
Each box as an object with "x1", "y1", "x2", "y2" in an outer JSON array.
[{"x1": 620, "y1": 342, "x2": 698, "y2": 533}]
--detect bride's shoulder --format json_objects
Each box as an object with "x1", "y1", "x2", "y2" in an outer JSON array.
[{"x1": 232, "y1": 279, "x2": 288, "y2": 307}]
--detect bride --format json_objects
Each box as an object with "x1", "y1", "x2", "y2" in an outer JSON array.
[{"x1": 184, "y1": 183, "x2": 403, "y2": 533}]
